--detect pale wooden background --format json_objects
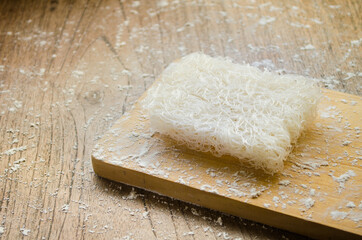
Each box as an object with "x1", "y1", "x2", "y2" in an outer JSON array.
[{"x1": 0, "y1": 0, "x2": 360, "y2": 239}]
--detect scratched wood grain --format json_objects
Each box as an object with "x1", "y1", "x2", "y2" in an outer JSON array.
[{"x1": 0, "y1": 0, "x2": 360, "y2": 239}]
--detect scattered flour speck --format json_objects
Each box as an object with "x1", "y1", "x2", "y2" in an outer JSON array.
[
  {"x1": 332, "y1": 170, "x2": 356, "y2": 193},
  {"x1": 131, "y1": 1, "x2": 140, "y2": 7},
  {"x1": 183, "y1": 232, "x2": 195, "y2": 236},
  {"x1": 346, "y1": 201, "x2": 356, "y2": 208},
  {"x1": 300, "y1": 44, "x2": 315, "y2": 50},
  {"x1": 330, "y1": 211, "x2": 348, "y2": 220},
  {"x1": 258, "y1": 16, "x2": 275, "y2": 25},
  {"x1": 300, "y1": 198, "x2": 315, "y2": 210},
  {"x1": 278, "y1": 180, "x2": 291, "y2": 186},
  {"x1": 20, "y1": 228, "x2": 31, "y2": 236},
  {"x1": 157, "y1": 0, "x2": 168, "y2": 8},
  {"x1": 61, "y1": 204, "x2": 70, "y2": 212}
]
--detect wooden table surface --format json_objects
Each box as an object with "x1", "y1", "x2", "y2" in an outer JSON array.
[{"x1": 0, "y1": 0, "x2": 360, "y2": 239}]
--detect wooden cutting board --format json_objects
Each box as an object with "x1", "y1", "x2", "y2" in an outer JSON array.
[{"x1": 92, "y1": 88, "x2": 361, "y2": 239}]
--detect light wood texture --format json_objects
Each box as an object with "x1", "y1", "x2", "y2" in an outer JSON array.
[
  {"x1": 0, "y1": 0, "x2": 361, "y2": 239},
  {"x1": 92, "y1": 87, "x2": 362, "y2": 239}
]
